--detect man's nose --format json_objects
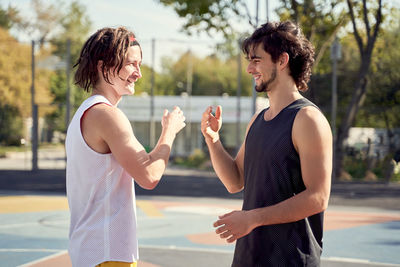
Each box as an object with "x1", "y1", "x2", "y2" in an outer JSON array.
[
  {"x1": 136, "y1": 67, "x2": 142, "y2": 79},
  {"x1": 246, "y1": 63, "x2": 254, "y2": 74}
]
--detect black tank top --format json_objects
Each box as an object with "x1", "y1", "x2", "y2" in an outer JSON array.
[{"x1": 232, "y1": 98, "x2": 323, "y2": 267}]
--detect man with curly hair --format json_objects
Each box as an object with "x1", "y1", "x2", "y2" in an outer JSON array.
[
  {"x1": 201, "y1": 21, "x2": 332, "y2": 266},
  {"x1": 66, "y1": 27, "x2": 185, "y2": 267}
]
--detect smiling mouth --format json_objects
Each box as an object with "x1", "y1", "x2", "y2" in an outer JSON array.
[{"x1": 127, "y1": 74, "x2": 140, "y2": 84}]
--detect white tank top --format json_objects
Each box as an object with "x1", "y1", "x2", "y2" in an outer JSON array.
[{"x1": 66, "y1": 95, "x2": 138, "y2": 267}]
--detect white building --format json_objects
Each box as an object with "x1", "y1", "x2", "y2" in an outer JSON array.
[{"x1": 119, "y1": 95, "x2": 269, "y2": 156}]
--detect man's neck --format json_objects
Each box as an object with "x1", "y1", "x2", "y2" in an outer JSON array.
[
  {"x1": 265, "y1": 82, "x2": 302, "y2": 120},
  {"x1": 92, "y1": 82, "x2": 121, "y2": 106}
]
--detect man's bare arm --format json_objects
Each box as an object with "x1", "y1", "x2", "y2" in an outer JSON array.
[
  {"x1": 201, "y1": 106, "x2": 258, "y2": 193},
  {"x1": 84, "y1": 104, "x2": 185, "y2": 189},
  {"x1": 214, "y1": 106, "x2": 332, "y2": 242}
]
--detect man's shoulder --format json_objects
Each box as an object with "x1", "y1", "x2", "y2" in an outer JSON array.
[
  {"x1": 83, "y1": 103, "x2": 128, "y2": 130},
  {"x1": 296, "y1": 105, "x2": 327, "y2": 125}
]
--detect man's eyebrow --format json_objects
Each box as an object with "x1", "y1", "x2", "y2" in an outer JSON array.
[
  {"x1": 246, "y1": 55, "x2": 262, "y2": 60},
  {"x1": 125, "y1": 58, "x2": 140, "y2": 64}
]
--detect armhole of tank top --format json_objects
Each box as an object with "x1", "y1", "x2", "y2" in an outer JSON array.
[
  {"x1": 78, "y1": 101, "x2": 113, "y2": 156},
  {"x1": 245, "y1": 108, "x2": 267, "y2": 146}
]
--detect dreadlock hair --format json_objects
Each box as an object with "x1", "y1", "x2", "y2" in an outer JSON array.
[
  {"x1": 242, "y1": 21, "x2": 315, "y2": 92},
  {"x1": 74, "y1": 26, "x2": 141, "y2": 92}
]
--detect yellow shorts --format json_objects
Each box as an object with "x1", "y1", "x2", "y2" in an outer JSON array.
[{"x1": 96, "y1": 261, "x2": 137, "y2": 267}]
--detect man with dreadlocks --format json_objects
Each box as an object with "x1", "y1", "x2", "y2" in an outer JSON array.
[
  {"x1": 66, "y1": 27, "x2": 186, "y2": 267},
  {"x1": 201, "y1": 21, "x2": 332, "y2": 266}
]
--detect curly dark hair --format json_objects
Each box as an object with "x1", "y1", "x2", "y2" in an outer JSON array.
[
  {"x1": 74, "y1": 27, "x2": 141, "y2": 92},
  {"x1": 242, "y1": 21, "x2": 315, "y2": 92}
]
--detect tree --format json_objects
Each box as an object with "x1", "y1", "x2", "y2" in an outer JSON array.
[
  {"x1": 51, "y1": 0, "x2": 92, "y2": 62},
  {"x1": 45, "y1": 0, "x2": 92, "y2": 135},
  {"x1": 25, "y1": 0, "x2": 62, "y2": 47},
  {"x1": 156, "y1": 51, "x2": 252, "y2": 97},
  {"x1": 276, "y1": 0, "x2": 347, "y2": 72},
  {"x1": 157, "y1": 0, "x2": 251, "y2": 38},
  {"x1": 0, "y1": 4, "x2": 20, "y2": 29},
  {"x1": 156, "y1": 0, "x2": 263, "y2": 59},
  {"x1": 335, "y1": 0, "x2": 383, "y2": 179},
  {"x1": 0, "y1": 27, "x2": 54, "y2": 145},
  {"x1": 356, "y1": 21, "x2": 400, "y2": 181},
  {"x1": 0, "y1": 5, "x2": 26, "y2": 145},
  {"x1": 0, "y1": 103, "x2": 23, "y2": 146}
]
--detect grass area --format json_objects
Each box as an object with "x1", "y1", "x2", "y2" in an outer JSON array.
[{"x1": 0, "y1": 146, "x2": 27, "y2": 157}]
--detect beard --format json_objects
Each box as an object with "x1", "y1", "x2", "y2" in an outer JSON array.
[{"x1": 255, "y1": 67, "x2": 277, "y2": 93}]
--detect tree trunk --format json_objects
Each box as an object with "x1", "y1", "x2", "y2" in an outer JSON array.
[
  {"x1": 382, "y1": 113, "x2": 396, "y2": 183},
  {"x1": 335, "y1": 55, "x2": 371, "y2": 180}
]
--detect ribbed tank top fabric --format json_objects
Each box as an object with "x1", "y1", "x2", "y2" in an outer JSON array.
[
  {"x1": 232, "y1": 98, "x2": 323, "y2": 267},
  {"x1": 66, "y1": 95, "x2": 138, "y2": 267}
]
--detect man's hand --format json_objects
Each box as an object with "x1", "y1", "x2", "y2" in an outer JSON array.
[
  {"x1": 213, "y1": 210, "x2": 256, "y2": 243},
  {"x1": 161, "y1": 106, "x2": 186, "y2": 138},
  {"x1": 201, "y1": 105, "x2": 222, "y2": 143}
]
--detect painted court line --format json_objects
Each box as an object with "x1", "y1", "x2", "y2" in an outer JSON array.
[
  {"x1": 0, "y1": 195, "x2": 68, "y2": 213},
  {"x1": 137, "y1": 200, "x2": 164, "y2": 217},
  {"x1": 17, "y1": 250, "x2": 68, "y2": 267},
  {"x1": 324, "y1": 257, "x2": 400, "y2": 266}
]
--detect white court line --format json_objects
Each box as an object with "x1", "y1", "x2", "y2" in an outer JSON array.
[
  {"x1": 0, "y1": 222, "x2": 38, "y2": 229},
  {"x1": 324, "y1": 257, "x2": 370, "y2": 263},
  {"x1": 139, "y1": 246, "x2": 400, "y2": 266},
  {"x1": 0, "y1": 220, "x2": 68, "y2": 229},
  {"x1": 139, "y1": 244, "x2": 233, "y2": 254},
  {"x1": 11, "y1": 246, "x2": 400, "y2": 267},
  {"x1": 324, "y1": 257, "x2": 400, "y2": 266},
  {"x1": 17, "y1": 250, "x2": 67, "y2": 267}
]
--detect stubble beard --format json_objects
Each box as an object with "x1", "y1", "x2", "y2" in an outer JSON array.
[{"x1": 255, "y1": 67, "x2": 277, "y2": 93}]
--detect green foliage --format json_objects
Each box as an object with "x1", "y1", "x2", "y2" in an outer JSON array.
[
  {"x1": 50, "y1": 1, "x2": 92, "y2": 64},
  {"x1": 156, "y1": 51, "x2": 252, "y2": 96},
  {"x1": 277, "y1": 0, "x2": 347, "y2": 63},
  {"x1": 45, "y1": 70, "x2": 67, "y2": 132},
  {"x1": 0, "y1": 5, "x2": 13, "y2": 29},
  {"x1": 343, "y1": 155, "x2": 367, "y2": 179},
  {"x1": 0, "y1": 103, "x2": 23, "y2": 146},
  {"x1": 173, "y1": 148, "x2": 209, "y2": 169},
  {"x1": 45, "y1": 69, "x2": 90, "y2": 133},
  {"x1": 157, "y1": 0, "x2": 245, "y2": 38},
  {"x1": 0, "y1": 28, "x2": 31, "y2": 117},
  {"x1": 356, "y1": 23, "x2": 400, "y2": 128},
  {"x1": 393, "y1": 163, "x2": 400, "y2": 182},
  {"x1": 44, "y1": 1, "x2": 92, "y2": 133},
  {"x1": 343, "y1": 154, "x2": 386, "y2": 181}
]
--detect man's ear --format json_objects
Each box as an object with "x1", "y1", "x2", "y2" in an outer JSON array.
[
  {"x1": 97, "y1": 60, "x2": 110, "y2": 80},
  {"x1": 97, "y1": 60, "x2": 103, "y2": 73},
  {"x1": 279, "y1": 53, "x2": 289, "y2": 70}
]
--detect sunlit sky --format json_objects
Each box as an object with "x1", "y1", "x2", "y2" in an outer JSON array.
[{"x1": 3, "y1": 0, "x2": 279, "y2": 69}]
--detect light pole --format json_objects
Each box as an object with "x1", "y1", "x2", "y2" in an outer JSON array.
[
  {"x1": 185, "y1": 49, "x2": 193, "y2": 154},
  {"x1": 31, "y1": 40, "x2": 38, "y2": 171},
  {"x1": 330, "y1": 37, "x2": 341, "y2": 178},
  {"x1": 150, "y1": 38, "x2": 156, "y2": 149},
  {"x1": 236, "y1": 38, "x2": 242, "y2": 152},
  {"x1": 65, "y1": 39, "x2": 71, "y2": 129},
  {"x1": 252, "y1": 0, "x2": 260, "y2": 115}
]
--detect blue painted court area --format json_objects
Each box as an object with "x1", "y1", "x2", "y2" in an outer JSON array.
[
  {"x1": 0, "y1": 211, "x2": 68, "y2": 266},
  {"x1": 323, "y1": 220, "x2": 400, "y2": 264},
  {"x1": 1, "y1": 195, "x2": 400, "y2": 267}
]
